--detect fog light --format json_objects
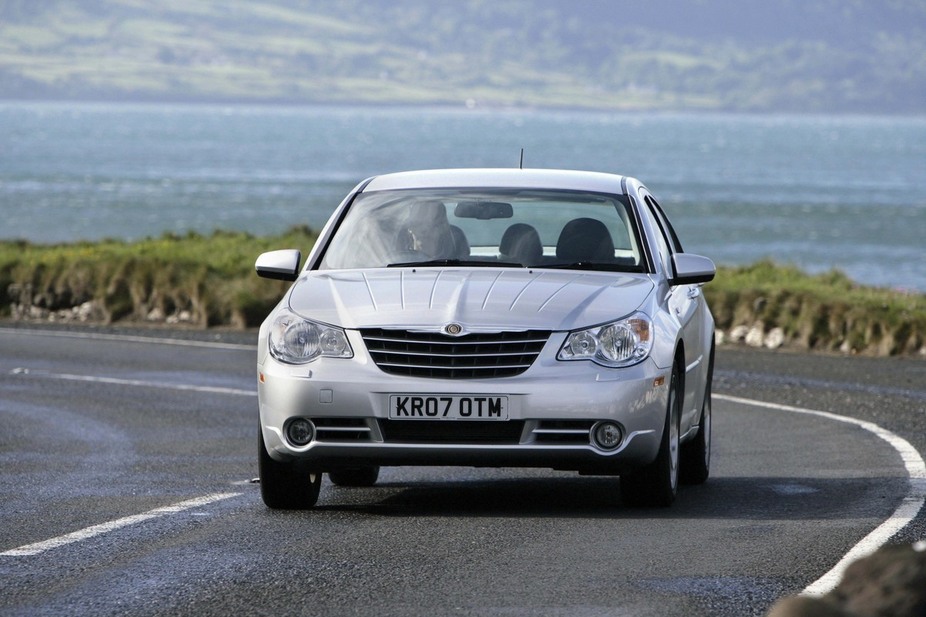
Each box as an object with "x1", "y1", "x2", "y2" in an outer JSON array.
[
  {"x1": 286, "y1": 418, "x2": 315, "y2": 447},
  {"x1": 592, "y1": 421, "x2": 623, "y2": 450}
]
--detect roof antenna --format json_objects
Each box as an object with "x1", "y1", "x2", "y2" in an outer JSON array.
[{"x1": 519, "y1": 148, "x2": 524, "y2": 169}]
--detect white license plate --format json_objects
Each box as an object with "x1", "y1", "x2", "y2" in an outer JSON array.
[{"x1": 388, "y1": 395, "x2": 509, "y2": 420}]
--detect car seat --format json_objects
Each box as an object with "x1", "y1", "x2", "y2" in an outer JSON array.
[
  {"x1": 555, "y1": 218, "x2": 615, "y2": 262},
  {"x1": 499, "y1": 223, "x2": 543, "y2": 265},
  {"x1": 449, "y1": 225, "x2": 470, "y2": 259}
]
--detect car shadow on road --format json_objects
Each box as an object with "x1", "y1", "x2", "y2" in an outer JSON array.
[{"x1": 309, "y1": 473, "x2": 908, "y2": 519}]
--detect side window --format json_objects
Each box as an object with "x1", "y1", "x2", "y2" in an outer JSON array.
[
  {"x1": 644, "y1": 196, "x2": 674, "y2": 274},
  {"x1": 647, "y1": 196, "x2": 684, "y2": 253}
]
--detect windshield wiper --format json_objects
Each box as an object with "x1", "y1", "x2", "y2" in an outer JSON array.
[
  {"x1": 541, "y1": 262, "x2": 646, "y2": 273},
  {"x1": 542, "y1": 261, "x2": 616, "y2": 271},
  {"x1": 388, "y1": 259, "x2": 525, "y2": 268}
]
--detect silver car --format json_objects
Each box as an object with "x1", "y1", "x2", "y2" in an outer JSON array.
[{"x1": 255, "y1": 168, "x2": 715, "y2": 509}]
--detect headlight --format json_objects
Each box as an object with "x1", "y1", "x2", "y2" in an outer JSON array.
[
  {"x1": 558, "y1": 312, "x2": 653, "y2": 367},
  {"x1": 269, "y1": 310, "x2": 353, "y2": 364}
]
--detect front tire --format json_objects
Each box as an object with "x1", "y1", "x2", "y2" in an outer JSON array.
[
  {"x1": 620, "y1": 362, "x2": 681, "y2": 507},
  {"x1": 258, "y1": 426, "x2": 322, "y2": 509}
]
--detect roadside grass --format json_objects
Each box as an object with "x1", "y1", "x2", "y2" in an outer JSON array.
[
  {"x1": 0, "y1": 227, "x2": 316, "y2": 328},
  {"x1": 708, "y1": 260, "x2": 926, "y2": 356},
  {"x1": 1, "y1": 232, "x2": 924, "y2": 355}
]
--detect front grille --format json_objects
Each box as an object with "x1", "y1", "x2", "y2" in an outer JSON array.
[
  {"x1": 361, "y1": 329, "x2": 549, "y2": 379},
  {"x1": 380, "y1": 420, "x2": 525, "y2": 444}
]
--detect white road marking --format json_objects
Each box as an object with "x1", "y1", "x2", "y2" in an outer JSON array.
[
  {"x1": 11, "y1": 368, "x2": 256, "y2": 397},
  {"x1": 0, "y1": 326, "x2": 253, "y2": 351},
  {"x1": 0, "y1": 492, "x2": 242, "y2": 557},
  {"x1": 715, "y1": 394, "x2": 926, "y2": 596}
]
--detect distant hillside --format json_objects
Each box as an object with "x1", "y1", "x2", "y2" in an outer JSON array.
[{"x1": 1, "y1": 0, "x2": 924, "y2": 113}]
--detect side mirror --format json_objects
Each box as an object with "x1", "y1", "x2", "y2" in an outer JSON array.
[
  {"x1": 255, "y1": 249, "x2": 302, "y2": 281},
  {"x1": 671, "y1": 253, "x2": 715, "y2": 286}
]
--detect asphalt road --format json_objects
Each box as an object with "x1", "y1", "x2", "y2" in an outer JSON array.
[{"x1": 1, "y1": 325, "x2": 924, "y2": 617}]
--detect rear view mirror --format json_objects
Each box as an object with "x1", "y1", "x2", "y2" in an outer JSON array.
[
  {"x1": 256, "y1": 249, "x2": 302, "y2": 281},
  {"x1": 454, "y1": 201, "x2": 513, "y2": 220}
]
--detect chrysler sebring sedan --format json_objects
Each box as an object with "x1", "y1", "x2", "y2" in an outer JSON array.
[{"x1": 255, "y1": 168, "x2": 715, "y2": 509}]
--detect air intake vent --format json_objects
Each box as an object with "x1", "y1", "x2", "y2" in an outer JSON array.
[
  {"x1": 313, "y1": 418, "x2": 375, "y2": 443},
  {"x1": 361, "y1": 329, "x2": 549, "y2": 379},
  {"x1": 530, "y1": 420, "x2": 595, "y2": 445}
]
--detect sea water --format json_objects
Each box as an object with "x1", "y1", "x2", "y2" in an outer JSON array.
[{"x1": 1, "y1": 102, "x2": 924, "y2": 290}]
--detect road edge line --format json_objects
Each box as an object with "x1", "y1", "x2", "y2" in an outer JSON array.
[
  {"x1": 14, "y1": 369, "x2": 257, "y2": 397},
  {"x1": 0, "y1": 492, "x2": 242, "y2": 557},
  {"x1": 0, "y1": 326, "x2": 254, "y2": 351},
  {"x1": 715, "y1": 393, "x2": 926, "y2": 596}
]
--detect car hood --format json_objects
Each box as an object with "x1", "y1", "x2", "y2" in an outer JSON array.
[{"x1": 287, "y1": 269, "x2": 654, "y2": 332}]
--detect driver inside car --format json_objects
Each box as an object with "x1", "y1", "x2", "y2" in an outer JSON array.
[{"x1": 395, "y1": 201, "x2": 453, "y2": 259}]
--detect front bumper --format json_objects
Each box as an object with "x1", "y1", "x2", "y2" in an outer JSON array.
[{"x1": 257, "y1": 331, "x2": 670, "y2": 475}]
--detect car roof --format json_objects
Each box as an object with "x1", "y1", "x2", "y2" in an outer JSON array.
[{"x1": 361, "y1": 168, "x2": 636, "y2": 195}]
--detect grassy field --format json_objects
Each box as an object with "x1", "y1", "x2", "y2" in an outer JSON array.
[{"x1": 2, "y1": 229, "x2": 924, "y2": 356}]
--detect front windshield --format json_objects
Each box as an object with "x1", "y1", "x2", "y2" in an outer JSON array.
[{"x1": 318, "y1": 189, "x2": 644, "y2": 272}]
